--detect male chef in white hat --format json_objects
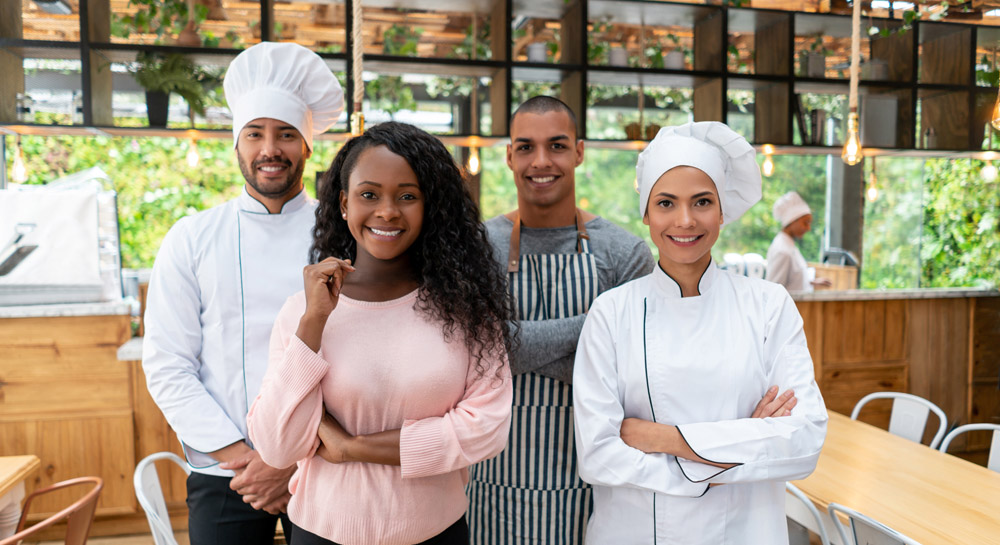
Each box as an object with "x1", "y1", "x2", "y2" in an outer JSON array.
[
  {"x1": 766, "y1": 191, "x2": 831, "y2": 291},
  {"x1": 142, "y1": 42, "x2": 343, "y2": 544}
]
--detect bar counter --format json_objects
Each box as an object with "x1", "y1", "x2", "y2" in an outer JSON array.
[
  {"x1": 791, "y1": 287, "x2": 1000, "y2": 461},
  {"x1": 0, "y1": 301, "x2": 186, "y2": 539}
]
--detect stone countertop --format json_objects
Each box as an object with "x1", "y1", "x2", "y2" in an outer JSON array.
[
  {"x1": 791, "y1": 287, "x2": 1000, "y2": 302},
  {"x1": 0, "y1": 301, "x2": 132, "y2": 318}
]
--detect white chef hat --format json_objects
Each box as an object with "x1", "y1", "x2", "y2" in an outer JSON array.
[
  {"x1": 773, "y1": 191, "x2": 812, "y2": 228},
  {"x1": 224, "y1": 42, "x2": 344, "y2": 151},
  {"x1": 636, "y1": 121, "x2": 762, "y2": 225}
]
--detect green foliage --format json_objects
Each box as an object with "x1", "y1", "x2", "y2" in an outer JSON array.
[
  {"x1": 383, "y1": 24, "x2": 423, "y2": 57},
  {"x1": 131, "y1": 52, "x2": 217, "y2": 118},
  {"x1": 919, "y1": 158, "x2": 1000, "y2": 288},
  {"x1": 366, "y1": 76, "x2": 417, "y2": 116},
  {"x1": 3, "y1": 135, "x2": 344, "y2": 269},
  {"x1": 112, "y1": 0, "x2": 199, "y2": 44},
  {"x1": 861, "y1": 158, "x2": 924, "y2": 289}
]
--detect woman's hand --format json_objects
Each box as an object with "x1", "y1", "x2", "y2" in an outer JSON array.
[
  {"x1": 302, "y1": 257, "x2": 355, "y2": 319},
  {"x1": 751, "y1": 386, "x2": 797, "y2": 418},
  {"x1": 315, "y1": 412, "x2": 354, "y2": 464},
  {"x1": 296, "y1": 258, "x2": 355, "y2": 352}
]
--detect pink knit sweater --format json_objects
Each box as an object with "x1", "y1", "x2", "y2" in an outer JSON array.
[{"x1": 247, "y1": 290, "x2": 512, "y2": 545}]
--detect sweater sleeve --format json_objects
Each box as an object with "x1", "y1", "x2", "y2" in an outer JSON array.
[
  {"x1": 673, "y1": 289, "x2": 828, "y2": 484},
  {"x1": 398, "y1": 352, "x2": 513, "y2": 478},
  {"x1": 246, "y1": 299, "x2": 327, "y2": 469},
  {"x1": 573, "y1": 297, "x2": 711, "y2": 498}
]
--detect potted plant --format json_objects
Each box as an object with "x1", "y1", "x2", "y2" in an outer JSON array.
[
  {"x1": 801, "y1": 34, "x2": 828, "y2": 78},
  {"x1": 131, "y1": 51, "x2": 213, "y2": 127},
  {"x1": 663, "y1": 33, "x2": 688, "y2": 70}
]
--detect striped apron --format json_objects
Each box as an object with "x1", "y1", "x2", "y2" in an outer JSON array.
[{"x1": 468, "y1": 210, "x2": 598, "y2": 545}]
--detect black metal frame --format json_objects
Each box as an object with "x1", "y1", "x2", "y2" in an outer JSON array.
[{"x1": 1, "y1": 0, "x2": 997, "y2": 151}]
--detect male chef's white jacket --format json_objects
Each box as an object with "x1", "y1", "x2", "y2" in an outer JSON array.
[
  {"x1": 765, "y1": 231, "x2": 809, "y2": 292},
  {"x1": 573, "y1": 262, "x2": 827, "y2": 544},
  {"x1": 143, "y1": 188, "x2": 316, "y2": 476}
]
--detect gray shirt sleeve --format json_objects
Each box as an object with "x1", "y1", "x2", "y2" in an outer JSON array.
[{"x1": 508, "y1": 314, "x2": 586, "y2": 376}]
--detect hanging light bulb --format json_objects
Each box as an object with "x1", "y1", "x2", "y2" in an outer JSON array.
[
  {"x1": 12, "y1": 136, "x2": 27, "y2": 183},
  {"x1": 186, "y1": 139, "x2": 200, "y2": 167},
  {"x1": 982, "y1": 162, "x2": 998, "y2": 182},
  {"x1": 842, "y1": 110, "x2": 863, "y2": 166},
  {"x1": 866, "y1": 170, "x2": 879, "y2": 202},
  {"x1": 843, "y1": 0, "x2": 863, "y2": 166},
  {"x1": 762, "y1": 154, "x2": 775, "y2": 177},
  {"x1": 467, "y1": 146, "x2": 480, "y2": 175}
]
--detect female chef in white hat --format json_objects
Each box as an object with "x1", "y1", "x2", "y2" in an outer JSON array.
[
  {"x1": 572, "y1": 122, "x2": 828, "y2": 544},
  {"x1": 766, "y1": 192, "x2": 831, "y2": 291}
]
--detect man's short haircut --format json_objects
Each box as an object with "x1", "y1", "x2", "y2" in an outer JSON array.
[{"x1": 510, "y1": 96, "x2": 579, "y2": 140}]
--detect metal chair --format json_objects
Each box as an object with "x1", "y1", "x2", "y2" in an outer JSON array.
[
  {"x1": 938, "y1": 423, "x2": 1000, "y2": 472},
  {"x1": 850, "y1": 392, "x2": 947, "y2": 449},
  {"x1": 785, "y1": 482, "x2": 832, "y2": 545},
  {"x1": 134, "y1": 452, "x2": 190, "y2": 545},
  {"x1": 0, "y1": 476, "x2": 103, "y2": 545},
  {"x1": 827, "y1": 502, "x2": 923, "y2": 545}
]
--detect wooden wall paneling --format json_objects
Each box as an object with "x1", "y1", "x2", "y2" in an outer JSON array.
[
  {"x1": 130, "y1": 361, "x2": 188, "y2": 506},
  {"x1": 869, "y1": 20, "x2": 911, "y2": 82},
  {"x1": 754, "y1": 83, "x2": 790, "y2": 144},
  {"x1": 882, "y1": 299, "x2": 907, "y2": 361},
  {"x1": 755, "y1": 15, "x2": 790, "y2": 76},
  {"x1": 920, "y1": 90, "x2": 970, "y2": 150},
  {"x1": 907, "y1": 298, "x2": 970, "y2": 444},
  {"x1": 920, "y1": 25, "x2": 971, "y2": 85},
  {"x1": 823, "y1": 301, "x2": 869, "y2": 364},
  {"x1": 971, "y1": 297, "x2": 1000, "y2": 453},
  {"x1": 0, "y1": 1, "x2": 22, "y2": 123},
  {"x1": 694, "y1": 10, "x2": 723, "y2": 72},
  {"x1": 693, "y1": 78, "x2": 723, "y2": 122},
  {"x1": 794, "y1": 300, "x2": 825, "y2": 381},
  {"x1": 860, "y1": 299, "x2": 887, "y2": 361},
  {"x1": 3, "y1": 414, "x2": 135, "y2": 517},
  {"x1": 0, "y1": 315, "x2": 129, "y2": 347},
  {"x1": 87, "y1": 0, "x2": 113, "y2": 125}
]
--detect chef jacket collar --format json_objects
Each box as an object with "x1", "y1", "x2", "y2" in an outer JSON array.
[
  {"x1": 651, "y1": 258, "x2": 720, "y2": 299},
  {"x1": 238, "y1": 186, "x2": 309, "y2": 215}
]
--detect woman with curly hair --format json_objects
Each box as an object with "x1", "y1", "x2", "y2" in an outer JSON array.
[{"x1": 247, "y1": 121, "x2": 514, "y2": 545}]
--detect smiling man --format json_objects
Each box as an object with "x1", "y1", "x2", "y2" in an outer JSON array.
[
  {"x1": 142, "y1": 42, "x2": 342, "y2": 545},
  {"x1": 466, "y1": 96, "x2": 654, "y2": 545}
]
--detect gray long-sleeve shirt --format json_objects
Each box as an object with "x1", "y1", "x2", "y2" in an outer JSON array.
[{"x1": 485, "y1": 214, "x2": 654, "y2": 383}]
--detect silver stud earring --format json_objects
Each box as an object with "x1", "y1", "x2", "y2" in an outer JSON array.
[{"x1": 342, "y1": 213, "x2": 347, "y2": 219}]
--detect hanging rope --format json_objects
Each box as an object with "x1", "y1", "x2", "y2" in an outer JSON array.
[
  {"x1": 848, "y1": 0, "x2": 861, "y2": 113},
  {"x1": 350, "y1": 0, "x2": 365, "y2": 135}
]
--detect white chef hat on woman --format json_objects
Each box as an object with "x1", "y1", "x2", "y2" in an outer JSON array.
[
  {"x1": 772, "y1": 191, "x2": 812, "y2": 228},
  {"x1": 224, "y1": 42, "x2": 344, "y2": 151},
  {"x1": 636, "y1": 121, "x2": 762, "y2": 225}
]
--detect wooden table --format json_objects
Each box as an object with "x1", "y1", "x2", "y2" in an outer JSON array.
[
  {"x1": 0, "y1": 455, "x2": 40, "y2": 538},
  {"x1": 792, "y1": 411, "x2": 1000, "y2": 544}
]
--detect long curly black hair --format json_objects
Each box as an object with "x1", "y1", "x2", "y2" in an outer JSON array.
[{"x1": 311, "y1": 121, "x2": 513, "y2": 375}]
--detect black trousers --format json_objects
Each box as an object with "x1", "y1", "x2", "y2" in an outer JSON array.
[
  {"x1": 186, "y1": 472, "x2": 294, "y2": 545},
  {"x1": 289, "y1": 516, "x2": 469, "y2": 545}
]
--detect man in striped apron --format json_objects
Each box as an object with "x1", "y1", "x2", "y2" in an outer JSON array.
[{"x1": 468, "y1": 96, "x2": 654, "y2": 544}]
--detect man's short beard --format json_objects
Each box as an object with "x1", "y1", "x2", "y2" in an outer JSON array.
[{"x1": 238, "y1": 153, "x2": 305, "y2": 199}]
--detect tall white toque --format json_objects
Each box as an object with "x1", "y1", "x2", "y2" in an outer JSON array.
[
  {"x1": 224, "y1": 42, "x2": 344, "y2": 151},
  {"x1": 772, "y1": 191, "x2": 812, "y2": 228},
  {"x1": 637, "y1": 121, "x2": 762, "y2": 225}
]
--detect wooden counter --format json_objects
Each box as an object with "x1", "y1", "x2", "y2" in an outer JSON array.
[
  {"x1": 0, "y1": 303, "x2": 186, "y2": 539},
  {"x1": 794, "y1": 290, "x2": 1000, "y2": 463}
]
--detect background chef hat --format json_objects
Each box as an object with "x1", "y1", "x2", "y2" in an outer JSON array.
[
  {"x1": 636, "y1": 121, "x2": 761, "y2": 225},
  {"x1": 772, "y1": 191, "x2": 812, "y2": 228},
  {"x1": 224, "y1": 42, "x2": 344, "y2": 151}
]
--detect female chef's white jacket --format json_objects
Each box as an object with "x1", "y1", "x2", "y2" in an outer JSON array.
[
  {"x1": 142, "y1": 188, "x2": 316, "y2": 475},
  {"x1": 573, "y1": 263, "x2": 827, "y2": 544}
]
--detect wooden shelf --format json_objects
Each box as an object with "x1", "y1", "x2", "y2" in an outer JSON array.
[{"x1": 3, "y1": 0, "x2": 1000, "y2": 152}]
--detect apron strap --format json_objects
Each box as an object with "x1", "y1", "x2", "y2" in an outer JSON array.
[
  {"x1": 508, "y1": 211, "x2": 522, "y2": 273},
  {"x1": 508, "y1": 209, "x2": 590, "y2": 273}
]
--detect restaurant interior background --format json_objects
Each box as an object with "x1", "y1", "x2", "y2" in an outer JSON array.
[{"x1": 3, "y1": 0, "x2": 1000, "y2": 541}]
